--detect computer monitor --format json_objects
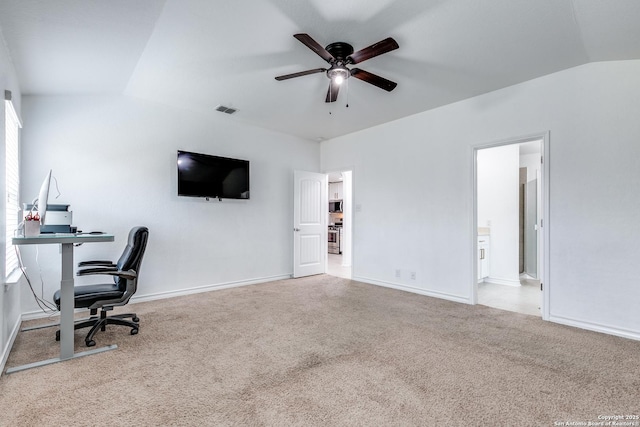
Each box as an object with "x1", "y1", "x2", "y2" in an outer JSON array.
[{"x1": 33, "y1": 169, "x2": 52, "y2": 225}]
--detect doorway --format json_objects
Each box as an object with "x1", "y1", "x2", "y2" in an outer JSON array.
[
  {"x1": 473, "y1": 135, "x2": 549, "y2": 318},
  {"x1": 327, "y1": 170, "x2": 352, "y2": 279}
]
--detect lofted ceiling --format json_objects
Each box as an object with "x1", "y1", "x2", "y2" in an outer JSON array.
[{"x1": 1, "y1": 0, "x2": 640, "y2": 141}]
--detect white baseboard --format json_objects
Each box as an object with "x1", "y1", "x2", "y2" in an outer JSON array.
[
  {"x1": 20, "y1": 274, "x2": 292, "y2": 321},
  {"x1": 1, "y1": 315, "x2": 22, "y2": 374},
  {"x1": 352, "y1": 275, "x2": 471, "y2": 305},
  {"x1": 484, "y1": 277, "x2": 521, "y2": 287},
  {"x1": 354, "y1": 277, "x2": 640, "y2": 341},
  {"x1": 129, "y1": 274, "x2": 292, "y2": 305},
  {"x1": 549, "y1": 314, "x2": 640, "y2": 342}
]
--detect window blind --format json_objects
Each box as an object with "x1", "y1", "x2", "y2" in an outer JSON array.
[{"x1": 5, "y1": 95, "x2": 22, "y2": 278}]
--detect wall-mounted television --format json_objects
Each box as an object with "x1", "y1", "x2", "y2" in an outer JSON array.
[{"x1": 177, "y1": 150, "x2": 250, "y2": 200}]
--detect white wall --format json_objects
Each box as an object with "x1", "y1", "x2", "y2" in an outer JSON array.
[
  {"x1": 1, "y1": 30, "x2": 23, "y2": 371},
  {"x1": 477, "y1": 144, "x2": 520, "y2": 286},
  {"x1": 520, "y1": 153, "x2": 541, "y2": 183},
  {"x1": 19, "y1": 95, "x2": 319, "y2": 315},
  {"x1": 321, "y1": 60, "x2": 640, "y2": 340}
]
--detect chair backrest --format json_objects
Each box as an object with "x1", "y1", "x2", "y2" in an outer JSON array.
[{"x1": 114, "y1": 226, "x2": 149, "y2": 291}]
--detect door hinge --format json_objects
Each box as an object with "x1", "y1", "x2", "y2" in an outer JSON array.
[
  {"x1": 541, "y1": 155, "x2": 544, "y2": 164},
  {"x1": 540, "y1": 219, "x2": 543, "y2": 228},
  {"x1": 540, "y1": 282, "x2": 543, "y2": 291}
]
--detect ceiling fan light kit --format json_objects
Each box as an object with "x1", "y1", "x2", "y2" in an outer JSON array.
[
  {"x1": 326, "y1": 66, "x2": 349, "y2": 84},
  {"x1": 275, "y1": 33, "x2": 399, "y2": 103}
]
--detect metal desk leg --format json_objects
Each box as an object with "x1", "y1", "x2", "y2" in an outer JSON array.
[{"x1": 59, "y1": 242, "x2": 74, "y2": 359}]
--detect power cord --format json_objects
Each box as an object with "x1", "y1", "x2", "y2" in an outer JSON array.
[
  {"x1": 12, "y1": 174, "x2": 62, "y2": 315},
  {"x1": 14, "y1": 245, "x2": 58, "y2": 313},
  {"x1": 51, "y1": 175, "x2": 61, "y2": 200}
]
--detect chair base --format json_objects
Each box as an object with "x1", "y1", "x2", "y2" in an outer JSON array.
[{"x1": 56, "y1": 308, "x2": 139, "y2": 347}]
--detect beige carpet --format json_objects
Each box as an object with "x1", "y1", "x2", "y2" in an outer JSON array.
[{"x1": 1, "y1": 275, "x2": 639, "y2": 426}]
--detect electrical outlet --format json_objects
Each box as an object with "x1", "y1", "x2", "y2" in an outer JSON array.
[
  {"x1": 410, "y1": 271, "x2": 416, "y2": 280},
  {"x1": 395, "y1": 269, "x2": 401, "y2": 278}
]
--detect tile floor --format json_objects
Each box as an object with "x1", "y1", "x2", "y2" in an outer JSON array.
[
  {"x1": 327, "y1": 255, "x2": 539, "y2": 317},
  {"x1": 327, "y1": 254, "x2": 351, "y2": 279},
  {"x1": 478, "y1": 275, "x2": 541, "y2": 316}
]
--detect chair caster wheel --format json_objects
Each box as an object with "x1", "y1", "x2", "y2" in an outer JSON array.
[
  {"x1": 86, "y1": 340, "x2": 96, "y2": 347},
  {"x1": 55, "y1": 331, "x2": 60, "y2": 341},
  {"x1": 132, "y1": 316, "x2": 139, "y2": 323},
  {"x1": 131, "y1": 328, "x2": 139, "y2": 335}
]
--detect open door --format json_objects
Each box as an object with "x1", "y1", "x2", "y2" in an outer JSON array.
[
  {"x1": 525, "y1": 177, "x2": 538, "y2": 278},
  {"x1": 293, "y1": 170, "x2": 327, "y2": 278}
]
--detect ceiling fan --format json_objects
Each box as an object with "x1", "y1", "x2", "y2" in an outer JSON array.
[{"x1": 275, "y1": 33, "x2": 399, "y2": 103}]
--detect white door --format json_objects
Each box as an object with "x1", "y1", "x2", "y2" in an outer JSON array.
[{"x1": 293, "y1": 170, "x2": 327, "y2": 278}]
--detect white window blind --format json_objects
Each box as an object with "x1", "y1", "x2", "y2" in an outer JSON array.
[{"x1": 5, "y1": 94, "x2": 22, "y2": 278}]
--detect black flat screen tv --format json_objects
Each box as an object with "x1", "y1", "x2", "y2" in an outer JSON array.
[{"x1": 177, "y1": 150, "x2": 250, "y2": 200}]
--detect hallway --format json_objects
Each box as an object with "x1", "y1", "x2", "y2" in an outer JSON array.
[{"x1": 478, "y1": 276, "x2": 541, "y2": 316}]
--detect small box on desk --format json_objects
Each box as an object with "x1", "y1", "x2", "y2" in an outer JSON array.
[{"x1": 24, "y1": 220, "x2": 40, "y2": 237}]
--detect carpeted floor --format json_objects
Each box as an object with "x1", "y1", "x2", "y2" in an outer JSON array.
[{"x1": 1, "y1": 275, "x2": 639, "y2": 426}]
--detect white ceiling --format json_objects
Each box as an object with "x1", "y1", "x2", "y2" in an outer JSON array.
[{"x1": 1, "y1": 0, "x2": 640, "y2": 141}]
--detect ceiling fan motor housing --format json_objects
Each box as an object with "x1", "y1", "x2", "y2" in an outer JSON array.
[
  {"x1": 325, "y1": 42, "x2": 354, "y2": 60},
  {"x1": 325, "y1": 42, "x2": 354, "y2": 82}
]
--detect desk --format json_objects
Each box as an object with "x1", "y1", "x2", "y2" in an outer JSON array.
[{"x1": 9, "y1": 233, "x2": 116, "y2": 374}]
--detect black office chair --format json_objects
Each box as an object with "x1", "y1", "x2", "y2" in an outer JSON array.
[{"x1": 53, "y1": 226, "x2": 149, "y2": 347}]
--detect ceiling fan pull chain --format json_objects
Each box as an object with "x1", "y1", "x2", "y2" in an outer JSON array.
[{"x1": 346, "y1": 78, "x2": 349, "y2": 108}]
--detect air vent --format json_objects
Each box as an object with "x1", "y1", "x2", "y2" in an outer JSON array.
[{"x1": 215, "y1": 105, "x2": 237, "y2": 114}]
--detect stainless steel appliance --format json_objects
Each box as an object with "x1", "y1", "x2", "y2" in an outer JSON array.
[
  {"x1": 328, "y1": 225, "x2": 341, "y2": 254},
  {"x1": 329, "y1": 200, "x2": 343, "y2": 213}
]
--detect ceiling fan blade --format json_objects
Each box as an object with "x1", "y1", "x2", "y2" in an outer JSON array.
[
  {"x1": 347, "y1": 37, "x2": 399, "y2": 64},
  {"x1": 275, "y1": 68, "x2": 326, "y2": 81},
  {"x1": 325, "y1": 80, "x2": 340, "y2": 103},
  {"x1": 350, "y1": 68, "x2": 397, "y2": 92},
  {"x1": 294, "y1": 33, "x2": 335, "y2": 64}
]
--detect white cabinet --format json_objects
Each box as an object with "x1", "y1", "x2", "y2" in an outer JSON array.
[
  {"x1": 478, "y1": 236, "x2": 490, "y2": 282},
  {"x1": 329, "y1": 181, "x2": 343, "y2": 200}
]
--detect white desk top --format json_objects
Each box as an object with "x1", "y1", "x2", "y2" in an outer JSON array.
[{"x1": 12, "y1": 233, "x2": 115, "y2": 245}]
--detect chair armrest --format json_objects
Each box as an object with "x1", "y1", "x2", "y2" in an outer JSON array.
[
  {"x1": 77, "y1": 266, "x2": 117, "y2": 276},
  {"x1": 77, "y1": 268, "x2": 137, "y2": 281},
  {"x1": 78, "y1": 260, "x2": 116, "y2": 267},
  {"x1": 103, "y1": 269, "x2": 137, "y2": 281}
]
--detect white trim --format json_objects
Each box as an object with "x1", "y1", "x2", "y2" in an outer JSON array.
[
  {"x1": 20, "y1": 274, "x2": 292, "y2": 320},
  {"x1": 0, "y1": 314, "x2": 22, "y2": 374},
  {"x1": 471, "y1": 131, "x2": 550, "y2": 320},
  {"x1": 541, "y1": 133, "x2": 551, "y2": 321},
  {"x1": 549, "y1": 315, "x2": 640, "y2": 342},
  {"x1": 129, "y1": 274, "x2": 291, "y2": 304},
  {"x1": 3, "y1": 268, "x2": 23, "y2": 291},
  {"x1": 353, "y1": 275, "x2": 471, "y2": 305}
]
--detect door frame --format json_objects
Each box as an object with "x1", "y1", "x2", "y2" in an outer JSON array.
[
  {"x1": 471, "y1": 132, "x2": 550, "y2": 320},
  {"x1": 323, "y1": 167, "x2": 354, "y2": 275}
]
